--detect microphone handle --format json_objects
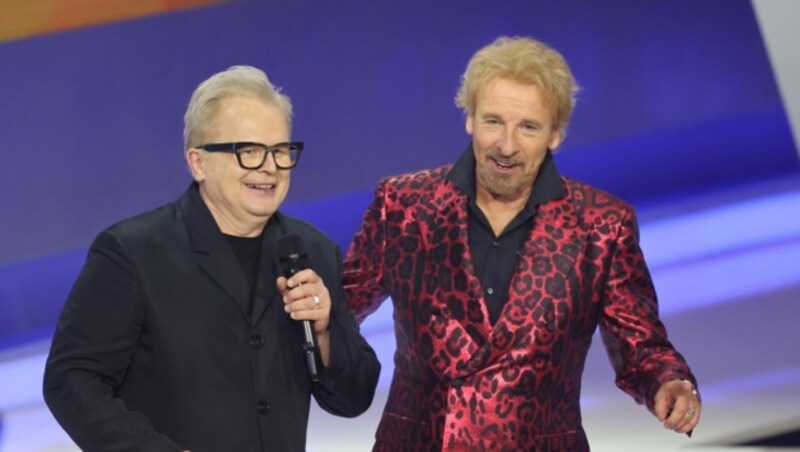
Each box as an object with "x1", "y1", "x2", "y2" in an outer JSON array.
[
  {"x1": 278, "y1": 235, "x2": 322, "y2": 383},
  {"x1": 301, "y1": 319, "x2": 320, "y2": 382}
]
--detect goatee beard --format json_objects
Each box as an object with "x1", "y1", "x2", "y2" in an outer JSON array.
[{"x1": 477, "y1": 164, "x2": 522, "y2": 198}]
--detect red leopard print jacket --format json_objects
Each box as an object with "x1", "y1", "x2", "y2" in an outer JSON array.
[{"x1": 344, "y1": 165, "x2": 696, "y2": 451}]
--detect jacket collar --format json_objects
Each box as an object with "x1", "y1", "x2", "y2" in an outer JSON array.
[
  {"x1": 422, "y1": 150, "x2": 584, "y2": 378},
  {"x1": 178, "y1": 182, "x2": 284, "y2": 325},
  {"x1": 446, "y1": 143, "x2": 567, "y2": 209}
]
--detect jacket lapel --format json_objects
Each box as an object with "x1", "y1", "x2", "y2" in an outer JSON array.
[
  {"x1": 484, "y1": 186, "x2": 584, "y2": 363},
  {"x1": 418, "y1": 149, "x2": 587, "y2": 377},
  {"x1": 249, "y1": 214, "x2": 283, "y2": 326},
  {"x1": 179, "y1": 184, "x2": 251, "y2": 322},
  {"x1": 423, "y1": 180, "x2": 493, "y2": 358}
]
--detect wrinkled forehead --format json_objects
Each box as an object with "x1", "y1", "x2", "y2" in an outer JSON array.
[
  {"x1": 201, "y1": 96, "x2": 290, "y2": 136},
  {"x1": 474, "y1": 77, "x2": 558, "y2": 120},
  {"x1": 207, "y1": 95, "x2": 289, "y2": 127}
]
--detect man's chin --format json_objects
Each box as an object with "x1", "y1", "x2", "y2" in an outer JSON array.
[
  {"x1": 484, "y1": 177, "x2": 519, "y2": 197},
  {"x1": 246, "y1": 205, "x2": 279, "y2": 221}
]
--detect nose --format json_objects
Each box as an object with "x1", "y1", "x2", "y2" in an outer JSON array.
[
  {"x1": 257, "y1": 151, "x2": 278, "y2": 172},
  {"x1": 497, "y1": 127, "x2": 518, "y2": 156}
]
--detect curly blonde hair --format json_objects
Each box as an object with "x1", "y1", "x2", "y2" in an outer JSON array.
[{"x1": 455, "y1": 36, "x2": 579, "y2": 133}]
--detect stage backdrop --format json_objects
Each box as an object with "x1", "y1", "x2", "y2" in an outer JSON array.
[{"x1": 0, "y1": 0, "x2": 798, "y2": 345}]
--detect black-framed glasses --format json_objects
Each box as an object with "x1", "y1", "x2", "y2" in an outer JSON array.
[{"x1": 198, "y1": 141, "x2": 303, "y2": 170}]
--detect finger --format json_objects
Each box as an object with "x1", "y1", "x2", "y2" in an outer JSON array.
[
  {"x1": 674, "y1": 381, "x2": 701, "y2": 432},
  {"x1": 653, "y1": 388, "x2": 670, "y2": 422},
  {"x1": 284, "y1": 295, "x2": 313, "y2": 315},
  {"x1": 276, "y1": 276, "x2": 288, "y2": 293},
  {"x1": 310, "y1": 294, "x2": 322, "y2": 310},
  {"x1": 283, "y1": 282, "x2": 320, "y2": 304},
  {"x1": 677, "y1": 405, "x2": 701, "y2": 433},
  {"x1": 284, "y1": 289, "x2": 328, "y2": 312},
  {"x1": 287, "y1": 294, "x2": 323, "y2": 311},
  {"x1": 664, "y1": 398, "x2": 689, "y2": 430},
  {"x1": 285, "y1": 268, "x2": 319, "y2": 288},
  {"x1": 673, "y1": 408, "x2": 693, "y2": 432},
  {"x1": 285, "y1": 296, "x2": 329, "y2": 323}
]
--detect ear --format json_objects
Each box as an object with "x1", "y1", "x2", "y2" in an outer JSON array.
[
  {"x1": 548, "y1": 128, "x2": 564, "y2": 151},
  {"x1": 465, "y1": 115, "x2": 475, "y2": 135},
  {"x1": 185, "y1": 148, "x2": 206, "y2": 182}
]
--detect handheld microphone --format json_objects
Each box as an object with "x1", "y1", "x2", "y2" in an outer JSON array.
[{"x1": 278, "y1": 234, "x2": 322, "y2": 382}]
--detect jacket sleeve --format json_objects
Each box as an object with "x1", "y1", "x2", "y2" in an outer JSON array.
[
  {"x1": 343, "y1": 179, "x2": 391, "y2": 323},
  {"x1": 597, "y1": 207, "x2": 698, "y2": 413},
  {"x1": 312, "y1": 245, "x2": 381, "y2": 417},
  {"x1": 43, "y1": 230, "x2": 182, "y2": 451}
]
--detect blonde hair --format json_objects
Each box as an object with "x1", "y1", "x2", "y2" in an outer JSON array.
[
  {"x1": 183, "y1": 65, "x2": 293, "y2": 149},
  {"x1": 455, "y1": 36, "x2": 579, "y2": 133}
]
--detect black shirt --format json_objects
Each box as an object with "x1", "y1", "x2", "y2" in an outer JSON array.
[
  {"x1": 225, "y1": 227, "x2": 267, "y2": 319},
  {"x1": 447, "y1": 145, "x2": 566, "y2": 324}
]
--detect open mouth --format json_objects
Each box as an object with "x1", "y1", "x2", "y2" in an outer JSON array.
[
  {"x1": 245, "y1": 183, "x2": 275, "y2": 192},
  {"x1": 491, "y1": 158, "x2": 518, "y2": 172}
]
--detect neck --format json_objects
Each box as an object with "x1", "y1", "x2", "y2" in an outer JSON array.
[
  {"x1": 211, "y1": 208, "x2": 267, "y2": 238},
  {"x1": 199, "y1": 192, "x2": 267, "y2": 238},
  {"x1": 475, "y1": 186, "x2": 531, "y2": 237}
]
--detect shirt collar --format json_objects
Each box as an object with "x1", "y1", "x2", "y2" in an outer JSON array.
[{"x1": 447, "y1": 143, "x2": 567, "y2": 210}]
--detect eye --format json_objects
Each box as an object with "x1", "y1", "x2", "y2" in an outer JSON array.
[{"x1": 238, "y1": 146, "x2": 260, "y2": 155}]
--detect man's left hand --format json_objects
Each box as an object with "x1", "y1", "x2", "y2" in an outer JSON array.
[
  {"x1": 278, "y1": 269, "x2": 331, "y2": 365},
  {"x1": 654, "y1": 379, "x2": 701, "y2": 434}
]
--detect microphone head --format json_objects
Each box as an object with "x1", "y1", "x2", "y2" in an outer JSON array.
[
  {"x1": 278, "y1": 233, "x2": 308, "y2": 277},
  {"x1": 278, "y1": 233, "x2": 304, "y2": 258}
]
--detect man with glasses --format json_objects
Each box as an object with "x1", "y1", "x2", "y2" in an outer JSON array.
[{"x1": 43, "y1": 66, "x2": 380, "y2": 451}]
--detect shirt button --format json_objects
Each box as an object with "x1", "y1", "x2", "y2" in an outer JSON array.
[
  {"x1": 492, "y1": 241, "x2": 500, "y2": 247},
  {"x1": 249, "y1": 334, "x2": 265, "y2": 349},
  {"x1": 487, "y1": 288, "x2": 494, "y2": 295},
  {"x1": 256, "y1": 400, "x2": 271, "y2": 414}
]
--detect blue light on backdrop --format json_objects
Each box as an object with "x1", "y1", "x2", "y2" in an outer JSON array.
[{"x1": 0, "y1": 0, "x2": 799, "y2": 449}]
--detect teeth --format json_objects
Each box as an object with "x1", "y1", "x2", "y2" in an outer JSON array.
[{"x1": 247, "y1": 184, "x2": 274, "y2": 189}]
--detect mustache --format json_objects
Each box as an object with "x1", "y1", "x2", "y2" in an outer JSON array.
[{"x1": 486, "y1": 149, "x2": 521, "y2": 166}]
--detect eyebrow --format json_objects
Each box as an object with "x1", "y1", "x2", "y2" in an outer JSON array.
[
  {"x1": 480, "y1": 112, "x2": 544, "y2": 128},
  {"x1": 521, "y1": 119, "x2": 544, "y2": 128}
]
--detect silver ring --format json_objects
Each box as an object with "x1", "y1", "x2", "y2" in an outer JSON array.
[
  {"x1": 312, "y1": 295, "x2": 321, "y2": 309},
  {"x1": 687, "y1": 406, "x2": 696, "y2": 417}
]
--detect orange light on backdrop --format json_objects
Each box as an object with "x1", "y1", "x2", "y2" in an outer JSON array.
[{"x1": 0, "y1": 0, "x2": 229, "y2": 43}]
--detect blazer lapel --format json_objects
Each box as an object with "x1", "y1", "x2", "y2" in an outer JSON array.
[
  {"x1": 484, "y1": 187, "x2": 584, "y2": 362},
  {"x1": 423, "y1": 180, "x2": 493, "y2": 357},
  {"x1": 249, "y1": 215, "x2": 283, "y2": 326},
  {"x1": 179, "y1": 185, "x2": 251, "y2": 321}
]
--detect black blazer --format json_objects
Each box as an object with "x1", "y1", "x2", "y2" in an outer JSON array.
[{"x1": 43, "y1": 184, "x2": 380, "y2": 451}]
